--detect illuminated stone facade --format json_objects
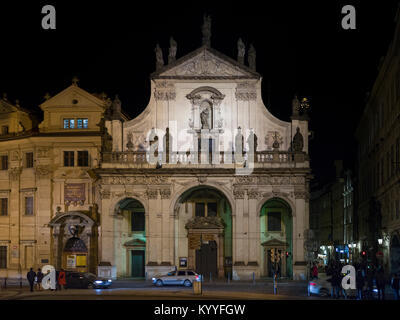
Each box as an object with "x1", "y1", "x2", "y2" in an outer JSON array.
[{"x1": 0, "y1": 30, "x2": 311, "y2": 281}]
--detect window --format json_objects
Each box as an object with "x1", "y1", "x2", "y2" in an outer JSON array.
[
  {"x1": 187, "y1": 271, "x2": 195, "y2": 276},
  {"x1": 0, "y1": 198, "x2": 8, "y2": 216},
  {"x1": 1, "y1": 126, "x2": 8, "y2": 135},
  {"x1": 77, "y1": 118, "x2": 88, "y2": 129},
  {"x1": 25, "y1": 197, "x2": 34, "y2": 216},
  {"x1": 0, "y1": 246, "x2": 6, "y2": 269},
  {"x1": 131, "y1": 211, "x2": 145, "y2": 232},
  {"x1": 268, "y1": 212, "x2": 281, "y2": 231},
  {"x1": 63, "y1": 119, "x2": 75, "y2": 129},
  {"x1": 207, "y1": 202, "x2": 217, "y2": 217},
  {"x1": 25, "y1": 152, "x2": 34, "y2": 168},
  {"x1": 178, "y1": 271, "x2": 186, "y2": 276},
  {"x1": 77, "y1": 151, "x2": 89, "y2": 167},
  {"x1": 64, "y1": 151, "x2": 74, "y2": 167},
  {"x1": 195, "y1": 203, "x2": 205, "y2": 217},
  {"x1": 0, "y1": 155, "x2": 8, "y2": 170}
]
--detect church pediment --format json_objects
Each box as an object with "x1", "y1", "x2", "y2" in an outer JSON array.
[
  {"x1": 40, "y1": 84, "x2": 106, "y2": 111},
  {"x1": 261, "y1": 238, "x2": 288, "y2": 248},
  {"x1": 153, "y1": 46, "x2": 260, "y2": 79}
]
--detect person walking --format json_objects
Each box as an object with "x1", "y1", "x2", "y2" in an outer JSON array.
[
  {"x1": 332, "y1": 267, "x2": 341, "y2": 299},
  {"x1": 26, "y1": 268, "x2": 36, "y2": 292},
  {"x1": 312, "y1": 263, "x2": 318, "y2": 280},
  {"x1": 391, "y1": 273, "x2": 400, "y2": 300},
  {"x1": 356, "y1": 268, "x2": 365, "y2": 300},
  {"x1": 376, "y1": 268, "x2": 386, "y2": 300},
  {"x1": 58, "y1": 269, "x2": 66, "y2": 290},
  {"x1": 36, "y1": 268, "x2": 44, "y2": 291}
]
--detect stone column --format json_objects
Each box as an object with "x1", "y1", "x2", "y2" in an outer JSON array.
[
  {"x1": 233, "y1": 190, "x2": 245, "y2": 264},
  {"x1": 146, "y1": 189, "x2": 160, "y2": 264},
  {"x1": 161, "y1": 188, "x2": 172, "y2": 265},
  {"x1": 247, "y1": 190, "x2": 260, "y2": 265},
  {"x1": 218, "y1": 232, "x2": 224, "y2": 278}
]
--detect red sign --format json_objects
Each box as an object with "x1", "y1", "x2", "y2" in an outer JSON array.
[{"x1": 376, "y1": 251, "x2": 384, "y2": 258}]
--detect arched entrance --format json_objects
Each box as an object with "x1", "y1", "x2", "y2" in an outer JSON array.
[
  {"x1": 49, "y1": 210, "x2": 96, "y2": 273},
  {"x1": 390, "y1": 234, "x2": 400, "y2": 275},
  {"x1": 175, "y1": 186, "x2": 232, "y2": 279},
  {"x1": 260, "y1": 198, "x2": 293, "y2": 278},
  {"x1": 114, "y1": 198, "x2": 146, "y2": 278}
]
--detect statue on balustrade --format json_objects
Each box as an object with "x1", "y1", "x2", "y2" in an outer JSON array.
[{"x1": 292, "y1": 127, "x2": 304, "y2": 152}]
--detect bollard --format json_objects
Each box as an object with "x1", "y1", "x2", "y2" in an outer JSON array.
[
  {"x1": 4, "y1": 277, "x2": 6, "y2": 289},
  {"x1": 145, "y1": 272, "x2": 148, "y2": 281},
  {"x1": 252, "y1": 272, "x2": 255, "y2": 285},
  {"x1": 228, "y1": 272, "x2": 230, "y2": 284},
  {"x1": 20, "y1": 277, "x2": 22, "y2": 288},
  {"x1": 209, "y1": 272, "x2": 212, "y2": 283}
]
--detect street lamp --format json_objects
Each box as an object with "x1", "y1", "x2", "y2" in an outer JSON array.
[{"x1": 378, "y1": 238, "x2": 383, "y2": 245}]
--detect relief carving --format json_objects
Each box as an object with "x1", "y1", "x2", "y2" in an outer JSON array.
[
  {"x1": 235, "y1": 82, "x2": 257, "y2": 101},
  {"x1": 233, "y1": 189, "x2": 245, "y2": 199},
  {"x1": 160, "y1": 188, "x2": 171, "y2": 199},
  {"x1": 9, "y1": 167, "x2": 22, "y2": 181}
]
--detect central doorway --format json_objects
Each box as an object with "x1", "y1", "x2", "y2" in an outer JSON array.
[
  {"x1": 196, "y1": 240, "x2": 217, "y2": 279},
  {"x1": 131, "y1": 250, "x2": 145, "y2": 278}
]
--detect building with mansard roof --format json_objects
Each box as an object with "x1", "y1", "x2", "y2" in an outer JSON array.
[{"x1": 0, "y1": 19, "x2": 311, "y2": 281}]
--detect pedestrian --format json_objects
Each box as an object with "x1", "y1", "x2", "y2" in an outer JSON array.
[
  {"x1": 36, "y1": 268, "x2": 44, "y2": 291},
  {"x1": 331, "y1": 267, "x2": 341, "y2": 299},
  {"x1": 312, "y1": 263, "x2": 318, "y2": 279},
  {"x1": 391, "y1": 273, "x2": 399, "y2": 300},
  {"x1": 366, "y1": 268, "x2": 374, "y2": 299},
  {"x1": 376, "y1": 268, "x2": 386, "y2": 300},
  {"x1": 58, "y1": 268, "x2": 66, "y2": 290},
  {"x1": 26, "y1": 268, "x2": 36, "y2": 292},
  {"x1": 356, "y1": 268, "x2": 364, "y2": 300}
]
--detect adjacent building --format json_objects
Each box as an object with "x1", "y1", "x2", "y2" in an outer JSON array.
[
  {"x1": 355, "y1": 10, "x2": 400, "y2": 275},
  {"x1": 310, "y1": 161, "x2": 356, "y2": 266}
]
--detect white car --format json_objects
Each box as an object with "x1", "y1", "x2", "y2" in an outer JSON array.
[
  {"x1": 152, "y1": 270, "x2": 202, "y2": 287},
  {"x1": 308, "y1": 273, "x2": 357, "y2": 298}
]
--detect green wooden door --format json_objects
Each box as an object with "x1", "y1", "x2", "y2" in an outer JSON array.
[{"x1": 131, "y1": 250, "x2": 145, "y2": 277}]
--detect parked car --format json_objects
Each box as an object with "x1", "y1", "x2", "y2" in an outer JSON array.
[
  {"x1": 308, "y1": 274, "x2": 332, "y2": 297},
  {"x1": 308, "y1": 273, "x2": 370, "y2": 298},
  {"x1": 65, "y1": 272, "x2": 112, "y2": 289},
  {"x1": 152, "y1": 270, "x2": 201, "y2": 287}
]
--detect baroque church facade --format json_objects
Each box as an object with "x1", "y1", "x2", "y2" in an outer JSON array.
[{"x1": 0, "y1": 18, "x2": 311, "y2": 281}]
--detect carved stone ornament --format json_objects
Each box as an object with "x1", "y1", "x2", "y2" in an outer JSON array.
[
  {"x1": 247, "y1": 190, "x2": 261, "y2": 200},
  {"x1": 99, "y1": 189, "x2": 111, "y2": 199},
  {"x1": 37, "y1": 147, "x2": 50, "y2": 158},
  {"x1": 233, "y1": 189, "x2": 245, "y2": 199},
  {"x1": 197, "y1": 176, "x2": 207, "y2": 184},
  {"x1": 160, "y1": 50, "x2": 249, "y2": 78},
  {"x1": 145, "y1": 189, "x2": 159, "y2": 199},
  {"x1": 235, "y1": 82, "x2": 257, "y2": 101},
  {"x1": 34, "y1": 165, "x2": 52, "y2": 178},
  {"x1": 8, "y1": 167, "x2": 22, "y2": 180},
  {"x1": 160, "y1": 188, "x2": 171, "y2": 199},
  {"x1": 185, "y1": 216, "x2": 224, "y2": 229},
  {"x1": 154, "y1": 81, "x2": 176, "y2": 101},
  {"x1": 103, "y1": 176, "x2": 168, "y2": 185},
  {"x1": 234, "y1": 176, "x2": 256, "y2": 185}
]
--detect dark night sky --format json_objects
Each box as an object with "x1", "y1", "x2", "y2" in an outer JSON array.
[{"x1": 0, "y1": 1, "x2": 398, "y2": 182}]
